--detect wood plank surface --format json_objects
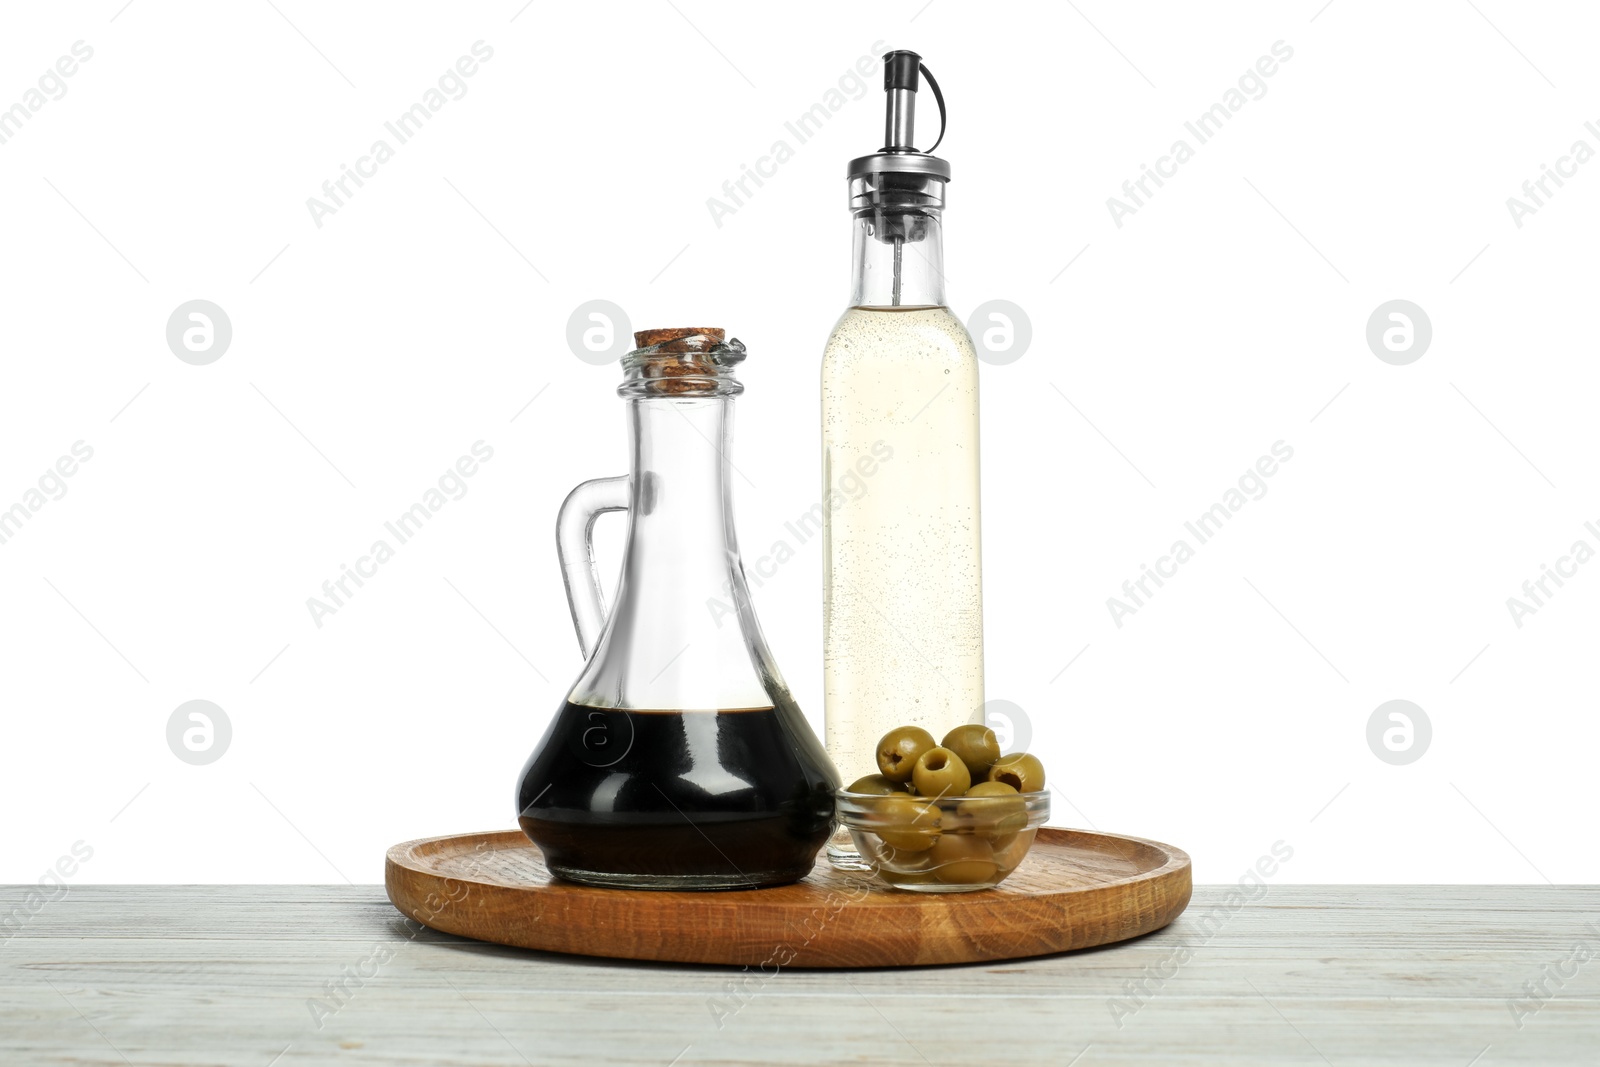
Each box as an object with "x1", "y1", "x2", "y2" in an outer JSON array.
[{"x1": 1, "y1": 885, "x2": 1597, "y2": 1065}]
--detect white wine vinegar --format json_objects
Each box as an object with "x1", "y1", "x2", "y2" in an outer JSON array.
[{"x1": 822, "y1": 305, "x2": 985, "y2": 785}]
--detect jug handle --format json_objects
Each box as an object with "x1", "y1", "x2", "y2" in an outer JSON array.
[{"x1": 556, "y1": 475, "x2": 630, "y2": 661}]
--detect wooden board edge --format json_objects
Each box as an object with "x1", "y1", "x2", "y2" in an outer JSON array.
[{"x1": 384, "y1": 827, "x2": 1196, "y2": 969}]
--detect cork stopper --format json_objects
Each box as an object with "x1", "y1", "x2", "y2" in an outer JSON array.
[
  {"x1": 621, "y1": 327, "x2": 745, "y2": 398},
  {"x1": 633, "y1": 327, "x2": 725, "y2": 350}
]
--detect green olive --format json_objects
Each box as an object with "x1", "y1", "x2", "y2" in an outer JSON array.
[
  {"x1": 987, "y1": 752, "x2": 1046, "y2": 793},
  {"x1": 941, "y1": 724, "x2": 1001, "y2": 778},
  {"x1": 875, "y1": 794, "x2": 939, "y2": 851},
  {"x1": 847, "y1": 830, "x2": 888, "y2": 868},
  {"x1": 991, "y1": 829, "x2": 1036, "y2": 871},
  {"x1": 957, "y1": 780, "x2": 1027, "y2": 838},
  {"x1": 875, "y1": 725, "x2": 936, "y2": 783},
  {"x1": 911, "y1": 746, "x2": 972, "y2": 799},
  {"x1": 878, "y1": 844, "x2": 932, "y2": 874},
  {"x1": 846, "y1": 774, "x2": 907, "y2": 796},
  {"x1": 928, "y1": 834, "x2": 999, "y2": 885}
]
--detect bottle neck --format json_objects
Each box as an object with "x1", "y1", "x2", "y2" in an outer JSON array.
[
  {"x1": 625, "y1": 397, "x2": 737, "y2": 561},
  {"x1": 849, "y1": 208, "x2": 946, "y2": 308},
  {"x1": 566, "y1": 394, "x2": 783, "y2": 711}
]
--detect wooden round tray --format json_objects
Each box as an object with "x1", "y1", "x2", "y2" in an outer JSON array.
[{"x1": 386, "y1": 827, "x2": 1191, "y2": 967}]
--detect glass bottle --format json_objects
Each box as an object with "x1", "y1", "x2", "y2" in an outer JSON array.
[
  {"x1": 518, "y1": 327, "x2": 839, "y2": 890},
  {"x1": 822, "y1": 52, "x2": 985, "y2": 862}
]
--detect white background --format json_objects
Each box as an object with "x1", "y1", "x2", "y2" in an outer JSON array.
[{"x1": 2, "y1": 0, "x2": 1595, "y2": 885}]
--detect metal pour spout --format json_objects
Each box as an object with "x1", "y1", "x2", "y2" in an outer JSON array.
[
  {"x1": 846, "y1": 49, "x2": 951, "y2": 307},
  {"x1": 882, "y1": 50, "x2": 924, "y2": 152}
]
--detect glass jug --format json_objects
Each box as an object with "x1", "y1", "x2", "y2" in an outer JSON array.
[{"x1": 516, "y1": 327, "x2": 838, "y2": 890}]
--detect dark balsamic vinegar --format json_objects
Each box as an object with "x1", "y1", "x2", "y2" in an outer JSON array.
[{"x1": 516, "y1": 700, "x2": 838, "y2": 890}]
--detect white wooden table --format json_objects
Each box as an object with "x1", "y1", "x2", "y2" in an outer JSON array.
[{"x1": 2, "y1": 885, "x2": 1596, "y2": 1065}]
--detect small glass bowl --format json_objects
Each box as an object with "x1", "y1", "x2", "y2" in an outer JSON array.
[{"x1": 835, "y1": 789, "x2": 1051, "y2": 893}]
